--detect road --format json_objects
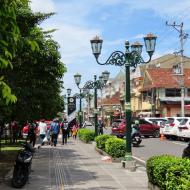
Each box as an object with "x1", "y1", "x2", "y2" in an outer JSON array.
[
  {"x1": 132, "y1": 137, "x2": 187, "y2": 163},
  {"x1": 85, "y1": 124, "x2": 188, "y2": 163}
]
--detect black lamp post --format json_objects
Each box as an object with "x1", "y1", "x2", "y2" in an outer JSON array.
[
  {"x1": 64, "y1": 88, "x2": 72, "y2": 116},
  {"x1": 90, "y1": 33, "x2": 156, "y2": 159},
  {"x1": 83, "y1": 71, "x2": 110, "y2": 136},
  {"x1": 67, "y1": 88, "x2": 71, "y2": 97},
  {"x1": 74, "y1": 73, "x2": 90, "y2": 128},
  {"x1": 73, "y1": 89, "x2": 89, "y2": 128}
]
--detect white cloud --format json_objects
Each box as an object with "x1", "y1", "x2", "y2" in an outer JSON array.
[
  {"x1": 132, "y1": 34, "x2": 145, "y2": 40},
  {"x1": 29, "y1": 0, "x2": 190, "y2": 94},
  {"x1": 125, "y1": 0, "x2": 190, "y2": 22},
  {"x1": 42, "y1": 23, "x2": 101, "y2": 65},
  {"x1": 30, "y1": 0, "x2": 55, "y2": 13}
]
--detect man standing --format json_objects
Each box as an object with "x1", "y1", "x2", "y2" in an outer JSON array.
[{"x1": 50, "y1": 118, "x2": 60, "y2": 146}]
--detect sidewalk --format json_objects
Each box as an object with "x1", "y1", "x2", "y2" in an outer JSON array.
[{"x1": 0, "y1": 137, "x2": 148, "y2": 190}]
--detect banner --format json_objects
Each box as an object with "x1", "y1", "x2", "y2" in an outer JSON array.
[{"x1": 67, "y1": 97, "x2": 76, "y2": 115}]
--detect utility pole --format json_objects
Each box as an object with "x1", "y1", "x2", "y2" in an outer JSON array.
[{"x1": 166, "y1": 21, "x2": 188, "y2": 117}]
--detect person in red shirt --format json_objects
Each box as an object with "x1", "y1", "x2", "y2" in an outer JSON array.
[{"x1": 22, "y1": 122, "x2": 29, "y2": 140}]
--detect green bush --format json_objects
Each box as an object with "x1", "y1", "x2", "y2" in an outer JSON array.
[
  {"x1": 166, "y1": 159, "x2": 190, "y2": 190},
  {"x1": 105, "y1": 137, "x2": 125, "y2": 158},
  {"x1": 78, "y1": 128, "x2": 95, "y2": 143},
  {"x1": 95, "y1": 134, "x2": 112, "y2": 151},
  {"x1": 146, "y1": 155, "x2": 190, "y2": 190}
]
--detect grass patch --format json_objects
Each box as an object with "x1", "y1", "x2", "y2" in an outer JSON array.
[{"x1": 0, "y1": 142, "x2": 23, "y2": 183}]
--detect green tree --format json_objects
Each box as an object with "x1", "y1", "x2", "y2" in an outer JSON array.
[
  {"x1": 0, "y1": 0, "x2": 20, "y2": 104},
  {"x1": 0, "y1": 0, "x2": 67, "y2": 122}
]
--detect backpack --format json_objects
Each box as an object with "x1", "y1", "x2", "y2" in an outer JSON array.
[
  {"x1": 61, "y1": 122, "x2": 68, "y2": 133},
  {"x1": 51, "y1": 122, "x2": 60, "y2": 134}
]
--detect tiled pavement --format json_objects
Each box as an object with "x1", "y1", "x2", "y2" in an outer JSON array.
[{"x1": 0, "y1": 137, "x2": 148, "y2": 190}]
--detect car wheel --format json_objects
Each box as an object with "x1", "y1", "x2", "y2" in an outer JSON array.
[
  {"x1": 153, "y1": 130, "x2": 160, "y2": 138},
  {"x1": 171, "y1": 136, "x2": 177, "y2": 140},
  {"x1": 117, "y1": 135, "x2": 124, "y2": 138}
]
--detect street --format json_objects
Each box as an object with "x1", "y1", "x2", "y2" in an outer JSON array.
[
  {"x1": 132, "y1": 138, "x2": 187, "y2": 162},
  {"x1": 86, "y1": 124, "x2": 188, "y2": 163}
]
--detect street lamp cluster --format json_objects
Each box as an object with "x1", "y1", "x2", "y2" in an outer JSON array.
[
  {"x1": 73, "y1": 87, "x2": 89, "y2": 128},
  {"x1": 74, "y1": 71, "x2": 110, "y2": 135},
  {"x1": 90, "y1": 33, "x2": 157, "y2": 160}
]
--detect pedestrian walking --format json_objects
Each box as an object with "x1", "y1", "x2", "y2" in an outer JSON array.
[
  {"x1": 71, "y1": 123, "x2": 78, "y2": 139},
  {"x1": 38, "y1": 119, "x2": 47, "y2": 146},
  {"x1": 98, "y1": 118, "x2": 105, "y2": 135},
  {"x1": 22, "y1": 122, "x2": 29, "y2": 140},
  {"x1": 28, "y1": 122, "x2": 38, "y2": 147},
  {"x1": 61, "y1": 118, "x2": 68, "y2": 145},
  {"x1": 46, "y1": 124, "x2": 51, "y2": 145},
  {"x1": 50, "y1": 118, "x2": 60, "y2": 146},
  {"x1": 11, "y1": 121, "x2": 18, "y2": 143}
]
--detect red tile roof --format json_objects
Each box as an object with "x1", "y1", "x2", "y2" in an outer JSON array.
[
  {"x1": 142, "y1": 68, "x2": 190, "y2": 90},
  {"x1": 98, "y1": 91, "x2": 121, "y2": 105}
]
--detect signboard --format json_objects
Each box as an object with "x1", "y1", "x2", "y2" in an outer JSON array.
[{"x1": 67, "y1": 97, "x2": 76, "y2": 115}]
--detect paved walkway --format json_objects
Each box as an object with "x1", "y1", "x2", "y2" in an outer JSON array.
[{"x1": 1, "y1": 137, "x2": 148, "y2": 190}]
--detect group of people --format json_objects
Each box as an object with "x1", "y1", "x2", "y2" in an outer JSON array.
[{"x1": 24, "y1": 118, "x2": 79, "y2": 148}]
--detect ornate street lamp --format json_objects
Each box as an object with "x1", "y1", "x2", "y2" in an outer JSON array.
[
  {"x1": 73, "y1": 73, "x2": 86, "y2": 128},
  {"x1": 67, "y1": 88, "x2": 72, "y2": 97},
  {"x1": 90, "y1": 33, "x2": 157, "y2": 160},
  {"x1": 64, "y1": 89, "x2": 72, "y2": 116},
  {"x1": 83, "y1": 71, "x2": 110, "y2": 136}
]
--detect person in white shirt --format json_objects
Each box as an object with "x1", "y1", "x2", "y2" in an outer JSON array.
[{"x1": 38, "y1": 119, "x2": 47, "y2": 146}]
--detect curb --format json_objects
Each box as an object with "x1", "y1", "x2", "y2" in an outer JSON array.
[
  {"x1": 89, "y1": 140, "x2": 146, "y2": 167},
  {"x1": 95, "y1": 146, "x2": 127, "y2": 163},
  {"x1": 148, "y1": 182, "x2": 160, "y2": 190},
  {"x1": 132, "y1": 156, "x2": 146, "y2": 167}
]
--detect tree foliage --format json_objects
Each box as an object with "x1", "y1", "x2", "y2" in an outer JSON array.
[
  {"x1": 0, "y1": 0, "x2": 20, "y2": 104},
  {"x1": 0, "y1": 0, "x2": 67, "y2": 122}
]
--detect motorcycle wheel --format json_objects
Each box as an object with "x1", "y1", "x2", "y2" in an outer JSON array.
[
  {"x1": 132, "y1": 139, "x2": 141, "y2": 147},
  {"x1": 12, "y1": 166, "x2": 28, "y2": 188}
]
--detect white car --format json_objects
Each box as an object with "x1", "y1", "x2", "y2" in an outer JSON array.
[
  {"x1": 177, "y1": 118, "x2": 190, "y2": 141},
  {"x1": 163, "y1": 117, "x2": 186, "y2": 139},
  {"x1": 144, "y1": 117, "x2": 168, "y2": 135}
]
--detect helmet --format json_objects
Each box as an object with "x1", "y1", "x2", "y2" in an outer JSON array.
[{"x1": 134, "y1": 120, "x2": 139, "y2": 125}]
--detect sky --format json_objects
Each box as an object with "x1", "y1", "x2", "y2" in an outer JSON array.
[{"x1": 30, "y1": 0, "x2": 190, "y2": 95}]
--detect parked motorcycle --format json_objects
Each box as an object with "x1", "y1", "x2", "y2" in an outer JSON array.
[
  {"x1": 12, "y1": 142, "x2": 35, "y2": 188},
  {"x1": 182, "y1": 142, "x2": 190, "y2": 159}
]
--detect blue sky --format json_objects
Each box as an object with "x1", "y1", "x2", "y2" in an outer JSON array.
[{"x1": 30, "y1": 0, "x2": 190, "y2": 95}]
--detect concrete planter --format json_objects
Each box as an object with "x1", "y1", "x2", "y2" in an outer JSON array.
[
  {"x1": 148, "y1": 182, "x2": 160, "y2": 190},
  {"x1": 95, "y1": 146, "x2": 123, "y2": 163}
]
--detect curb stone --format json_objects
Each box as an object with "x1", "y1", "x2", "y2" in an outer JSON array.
[{"x1": 148, "y1": 182, "x2": 160, "y2": 190}]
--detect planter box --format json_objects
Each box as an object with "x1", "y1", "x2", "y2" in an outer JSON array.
[
  {"x1": 95, "y1": 146, "x2": 123, "y2": 163},
  {"x1": 148, "y1": 182, "x2": 160, "y2": 190}
]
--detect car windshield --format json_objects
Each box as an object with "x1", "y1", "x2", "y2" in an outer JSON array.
[
  {"x1": 179, "y1": 119, "x2": 188, "y2": 125},
  {"x1": 165, "y1": 118, "x2": 174, "y2": 124}
]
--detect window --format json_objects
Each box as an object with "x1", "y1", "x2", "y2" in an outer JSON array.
[
  {"x1": 140, "y1": 119, "x2": 150, "y2": 124},
  {"x1": 165, "y1": 89, "x2": 181, "y2": 97},
  {"x1": 187, "y1": 89, "x2": 190, "y2": 97},
  {"x1": 142, "y1": 91, "x2": 151, "y2": 101},
  {"x1": 173, "y1": 65, "x2": 181, "y2": 74}
]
